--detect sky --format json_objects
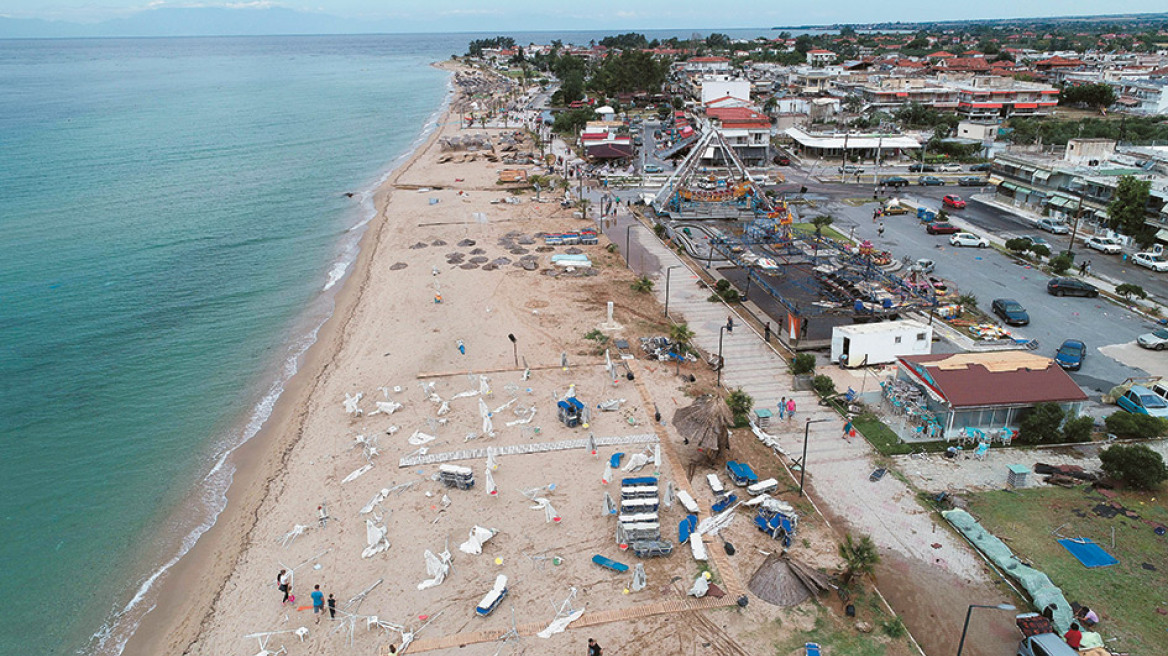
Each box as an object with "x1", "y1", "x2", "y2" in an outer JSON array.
[{"x1": 4, "y1": 0, "x2": 1167, "y2": 30}]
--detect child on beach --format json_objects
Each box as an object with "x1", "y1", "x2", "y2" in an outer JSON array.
[
  {"x1": 327, "y1": 593, "x2": 336, "y2": 620},
  {"x1": 277, "y1": 569, "x2": 291, "y2": 604}
]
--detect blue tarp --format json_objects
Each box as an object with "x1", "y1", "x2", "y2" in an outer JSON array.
[{"x1": 1058, "y1": 538, "x2": 1118, "y2": 568}]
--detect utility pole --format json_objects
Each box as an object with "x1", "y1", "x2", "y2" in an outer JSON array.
[{"x1": 1068, "y1": 195, "x2": 1084, "y2": 256}]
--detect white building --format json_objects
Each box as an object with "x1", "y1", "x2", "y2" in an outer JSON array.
[
  {"x1": 699, "y1": 75, "x2": 752, "y2": 106},
  {"x1": 806, "y1": 49, "x2": 836, "y2": 67}
]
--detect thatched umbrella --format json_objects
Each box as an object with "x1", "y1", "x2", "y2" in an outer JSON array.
[
  {"x1": 673, "y1": 395, "x2": 733, "y2": 478},
  {"x1": 748, "y1": 554, "x2": 811, "y2": 607}
]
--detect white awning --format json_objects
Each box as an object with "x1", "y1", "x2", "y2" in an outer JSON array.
[{"x1": 784, "y1": 126, "x2": 921, "y2": 150}]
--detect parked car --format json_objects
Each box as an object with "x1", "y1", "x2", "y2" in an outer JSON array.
[
  {"x1": 926, "y1": 222, "x2": 960, "y2": 235},
  {"x1": 950, "y1": 232, "x2": 989, "y2": 248},
  {"x1": 839, "y1": 165, "x2": 864, "y2": 174},
  {"x1": 942, "y1": 194, "x2": 966, "y2": 209},
  {"x1": 918, "y1": 176, "x2": 945, "y2": 186},
  {"x1": 1137, "y1": 327, "x2": 1168, "y2": 350},
  {"x1": 775, "y1": 155, "x2": 791, "y2": 166},
  {"x1": 991, "y1": 298, "x2": 1030, "y2": 325},
  {"x1": 1055, "y1": 339, "x2": 1086, "y2": 370},
  {"x1": 1116, "y1": 385, "x2": 1168, "y2": 418},
  {"x1": 1133, "y1": 251, "x2": 1168, "y2": 272},
  {"x1": 968, "y1": 163, "x2": 992, "y2": 172},
  {"x1": 939, "y1": 163, "x2": 962, "y2": 172},
  {"x1": 881, "y1": 176, "x2": 909, "y2": 188},
  {"x1": 1018, "y1": 235, "x2": 1049, "y2": 248},
  {"x1": 908, "y1": 163, "x2": 936, "y2": 172},
  {"x1": 1085, "y1": 236, "x2": 1123, "y2": 254},
  {"x1": 958, "y1": 176, "x2": 986, "y2": 186},
  {"x1": 1036, "y1": 218, "x2": 1070, "y2": 234},
  {"x1": 1046, "y1": 277, "x2": 1099, "y2": 297},
  {"x1": 883, "y1": 203, "x2": 910, "y2": 215}
]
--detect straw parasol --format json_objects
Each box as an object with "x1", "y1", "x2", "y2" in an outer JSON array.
[
  {"x1": 748, "y1": 554, "x2": 811, "y2": 607},
  {"x1": 673, "y1": 395, "x2": 733, "y2": 479}
]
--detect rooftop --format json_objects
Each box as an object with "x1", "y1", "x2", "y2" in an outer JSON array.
[{"x1": 898, "y1": 352, "x2": 1088, "y2": 408}]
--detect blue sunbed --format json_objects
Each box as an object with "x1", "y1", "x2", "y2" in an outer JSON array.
[
  {"x1": 712, "y1": 493, "x2": 737, "y2": 513},
  {"x1": 592, "y1": 554, "x2": 629, "y2": 573},
  {"x1": 678, "y1": 514, "x2": 698, "y2": 544}
]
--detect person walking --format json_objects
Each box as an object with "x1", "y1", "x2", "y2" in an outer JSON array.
[
  {"x1": 726, "y1": 316, "x2": 734, "y2": 333},
  {"x1": 277, "y1": 569, "x2": 291, "y2": 604},
  {"x1": 588, "y1": 638, "x2": 603, "y2": 656},
  {"x1": 842, "y1": 419, "x2": 854, "y2": 442},
  {"x1": 786, "y1": 398, "x2": 796, "y2": 422},
  {"x1": 778, "y1": 396, "x2": 787, "y2": 420},
  {"x1": 327, "y1": 593, "x2": 336, "y2": 620},
  {"x1": 878, "y1": 222, "x2": 885, "y2": 237},
  {"x1": 311, "y1": 585, "x2": 325, "y2": 624}
]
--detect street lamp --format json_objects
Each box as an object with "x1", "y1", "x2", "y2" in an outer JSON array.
[
  {"x1": 626, "y1": 224, "x2": 633, "y2": 269},
  {"x1": 956, "y1": 604, "x2": 1016, "y2": 656},
  {"x1": 507, "y1": 333, "x2": 518, "y2": 368},
  {"x1": 665, "y1": 265, "x2": 681, "y2": 319},
  {"x1": 798, "y1": 418, "x2": 831, "y2": 497},
  {"x1": 716, "y1": 325, "x2": 727, "y2": 387}
]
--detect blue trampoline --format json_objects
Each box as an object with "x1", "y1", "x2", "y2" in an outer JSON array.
[{"x1": 1058, "y1": 538, "x2": 1118, "y2": 568}]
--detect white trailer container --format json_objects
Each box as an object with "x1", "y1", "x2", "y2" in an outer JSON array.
[{"x1": 830, "y1": 319, "x2": 932, "y2": 368}]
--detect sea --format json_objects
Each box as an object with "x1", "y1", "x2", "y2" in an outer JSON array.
[{"x1": 0, "y1": 28, "x2": 777, "y2": 656}]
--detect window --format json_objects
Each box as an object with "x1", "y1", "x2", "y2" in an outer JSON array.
[
  {"x1": 917, "y1": 332, "x2": 927, "y2": 341},
  {"x1": 894, "y1": 336, "x2": 902, "y2": 344}
]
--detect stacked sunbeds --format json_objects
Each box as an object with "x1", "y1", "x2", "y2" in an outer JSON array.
[{"x1": 617, "y1": 476, "x2": 673, "y2": 558}]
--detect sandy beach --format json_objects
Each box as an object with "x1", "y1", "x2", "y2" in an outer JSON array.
[{"x1": 125, "y1": 63, "x2": 912, "y2": 656}]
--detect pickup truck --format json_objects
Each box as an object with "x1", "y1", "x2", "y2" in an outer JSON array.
[{"x1": 1015, "y1": 613, "x2": 1078, "y2": 656}]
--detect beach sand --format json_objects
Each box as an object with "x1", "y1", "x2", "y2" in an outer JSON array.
[{"x1": 125, "y1": 64, "x2": 893, "y2": 656}]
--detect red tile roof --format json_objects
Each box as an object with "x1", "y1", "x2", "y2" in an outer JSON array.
[
  {"x1": 807, "y1": 49, "x2": 835, "y2": 55},
  {"x1": 706, "y1": 107, "x2": 769, "y2": 122},
  {"x1": 689, "y1": 56, "x2": 730, "y2": 63},
  {"x1": 939, "y1": 57, "x2": 991, "y2": 72},
  {"x1": 898, "y1": 353, "x2": 1087, "y2": 409},
  {"x1": 927, "y1": 51, "x2": 956, "y2": 58}
]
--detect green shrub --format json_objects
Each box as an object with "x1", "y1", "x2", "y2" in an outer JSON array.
[
  {"x1": 881, "y1": 617, "x2": 907, "y2": 638},
  {"x1": 1005, "y1": 237, "x2": 1031, "y2": 253},
  {"x1": 584, "y1": 329, "x2": 609, "y2": 345},
  {"x1": 1104, "y1": 412, "x2": 1168, "y2": 439},
  {"x1": 1115, "y1": 283, "x2": 1147, "y2": 300},
  {"x1": 1100, "y1": 443, "x2": 1168, "y2": 490},
  {"x1": 630, "y1": 275, "x2": 654, "y2": 293},
  {"x1": 726, "y1": 388, "x2": 754, "y2": 427},
  {"x1": 1030, "y1": 244, "x2": 1051, "y2": 258},
  {"x1": 1051, "y1": 252, "x2": 1074, "y2": 274},
  {"x1": 653, "y1": 223, "x2": 667, "y2": 238},
  {"x1": 1061, "y1": 416, "x2": 1095, "y2": 443},
  {"x1": 812, "y1": 374, "x2": 837, "y2": 398},
  {"x1": 791, "y1": 353, "x2": 816, "y2": 375}
]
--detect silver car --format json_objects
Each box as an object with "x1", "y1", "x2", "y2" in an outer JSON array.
[
  {"x1": 1085, "y1": 236, "x2": 1122, "y2": 254},
  {"x1": 1137, "y1": 327, "x2": 1168, "y2": 350},
  {"x1": 1133, "y1": 252, "x2": 1168, "y2": 272}
]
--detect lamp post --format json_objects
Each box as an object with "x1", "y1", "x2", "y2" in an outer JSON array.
[
  {"x1": 665, "y1": 265, "x2": 681, "y2": 318},
  {"x1": 717, "y1": 325, "x2": 727, "y2": 387},
  {"x1": 507, "y1": 333, "x2": 518, "y2": 368},
  {"x1": 798, "y1": 418, "x2": 831, "y2": 497},
  {"x1": 956, "y1": 603, "x2": 1016, "y2": 656}
]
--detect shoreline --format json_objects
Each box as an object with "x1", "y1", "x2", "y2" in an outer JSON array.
[{"x1": 121, "y1": 61, "x2": 460, "y2": 656}]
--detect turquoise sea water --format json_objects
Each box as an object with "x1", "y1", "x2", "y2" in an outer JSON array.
[{"x1": 0, "y1": 35, "x2": 453, "y2": 655}]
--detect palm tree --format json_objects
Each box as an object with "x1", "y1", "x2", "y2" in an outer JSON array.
[
  {"x1": 528, "y1": 174, "x2": 549, "y2": 201},
  {"x1": 630, "y1": 275, "x2": 654, "y2": 293},
  {"x1": 810, "y1": 214, "x2": 834, "y2": 263},
  {"x1": 669, "y1": 322, "x2": 695, "y2": 355},
  {"x1": 838, "y1": 533, "x2": 880, "y2": 586}
]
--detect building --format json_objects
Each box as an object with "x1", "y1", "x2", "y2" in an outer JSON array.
[
  {"x1": 579, "y1": 121, "x2": 633, "y2": 161},
  {"x1": 989, "y1": 140, "x2": 1168, "y2": 242},
  {"x1": 705, "y1": 107, "x2": 773, "y2": 165},
  {"x1": 806, "y1": 49, "x2": 836, "y2": 67},
  {"x1": 699, "y1": 75, "x2": 752, "y2": 106},
  {"x1": 947, "y1": 75, "x2": 1060, "y2": 120},
  {"x1": 783, "y1": 126, "x2": 920, "y2": 161},
  {"x1": 682, "y1": 56, "x2": 732, "y2": 74},
  {"x1": 894, "y1": 352, "x2": 1088, "y2": 440}
]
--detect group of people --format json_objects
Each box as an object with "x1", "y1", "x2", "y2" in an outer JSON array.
[
  {"x1": 276, "y1": 569, "x2": 336, "y2": 624},
  {"x1": 777, "y1": 396, "x2": 797, "y2": 421},
  {"x1": 1064, "y1": 606, "x2": 1100, "y2": 649}
]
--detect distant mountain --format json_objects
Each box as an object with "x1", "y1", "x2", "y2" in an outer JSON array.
[{"x1": 0, "y1": 7, "x2": 397, "y2": 39}]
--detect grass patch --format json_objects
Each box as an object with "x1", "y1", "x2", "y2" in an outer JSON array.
[
  {"x1": 772, "y1": 600, "x2": 897, "y2": 656},
  {"x1": 966, "y1": 485, "x2": 1168, "y2": 655},
  {"x1": 790, "y1": 222, "x2": 852, "y2": 243}
]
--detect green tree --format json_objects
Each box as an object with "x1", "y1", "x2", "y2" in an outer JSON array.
[
  {"x1": 705, "y1": 33, "x2": 731, "y2": 49},
  {"x1": 812, "y1": 374, "x2": 837, "y2": 398},
  {"x1": 1100, "y1": 444, "x2": 1168, "y2": 490},
  {"x1": 1108, "y1": 176, "x2": 1155, "y2": 247},
  {"x1": 1104, "y1": 412, "x2": 1168, "y2": 439},
  {"x1": 794, "y1": 35, "x2": 814, "y2": 54},
  {"x1": 599, "y1": 32, "x2": 649, "y2": 50},
  {"x1": 810, "y1": 214, "x2": 834, "y2": 263},
  {"x1": 669, "y1": 322, "x2": 696, "y2": 355},
  {"x1": 1019, "y1": 402, "x2": 1066, "y2": 445},
  {"x1": 1050, "y1": 252, "x2": 1075, "y2": 275},
  {"x1": 1115, "y1": 283, "x2": 1147, "y2": 300},
  {"x1": 838, "y1": 533, "x2": 880, "y2": 586},
  {"x1": 552, "y1": 107, "x2": 596, "y2": 135},
  {"x1": 956, "y1": 293, "x2": 979, "y2": 314},
  {"x1": 725, "y1": 388, "x2": 754, "y2": 427},
  {"x1": 791, "y1": 353, "x2": 816, "y2": 376},
  {"x1": 1059, "y1": 83, "x2": 1117, "y2": 110}
]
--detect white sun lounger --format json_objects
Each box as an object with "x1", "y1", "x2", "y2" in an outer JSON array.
[
  {"x1": 620, "y1": 498, "x2": 659, "y2": 513},
  {"x1": 747, "y1": 478, "x2": 779, "y2": 496},
  {"x1": 675, "y1": 490, "x2": 700, "y2": 513},
  {"x1": 706, "y1": 473, "x2": 726, "y2": 497},
  {"x1": 618, "y1": 513, "x2": 659, "y2": 525}
]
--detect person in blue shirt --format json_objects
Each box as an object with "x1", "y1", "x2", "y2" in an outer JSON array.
[{"x1": 311, "y1": 585, "x2": 325, "y2": 624}]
